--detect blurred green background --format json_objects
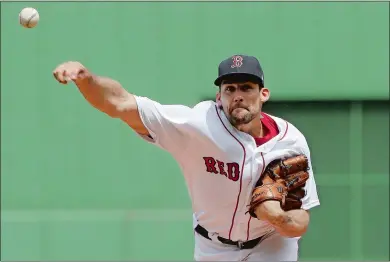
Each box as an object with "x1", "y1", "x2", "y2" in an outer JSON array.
[{"x1": 1, "y1": 2, "x2": 389, "y2": 261}]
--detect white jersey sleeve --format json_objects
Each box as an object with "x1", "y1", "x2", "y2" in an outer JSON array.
[
  {"x1": 134, "y1": 95, "x2": 193, "y2": 154},
  {"x1": 297, "y1": 135, "x2": 320, "y2": 211}
]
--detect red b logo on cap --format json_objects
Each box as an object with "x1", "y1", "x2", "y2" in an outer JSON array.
[{"x1": 231, "y1": 56, "x2": 243, "y2": 68}]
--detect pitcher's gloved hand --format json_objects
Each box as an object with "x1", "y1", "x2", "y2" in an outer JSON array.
[{"x1": 248, "y1": 154, "x2": 310, "y2": 218}]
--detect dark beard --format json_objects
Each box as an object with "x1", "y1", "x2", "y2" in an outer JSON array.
[{"x1": 229, "y1": 113, "x2": 255, "y2": 126}]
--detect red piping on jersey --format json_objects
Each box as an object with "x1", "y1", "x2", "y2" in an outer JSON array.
[
  {"x1": 278, "y1": 121, "x2": 289, "y2": 141},
  {"x1": 245, "y1": 152, "x2": 266, "y2": 241},
  {"x1": 215, "y1": 106, "x2": 246, "y2": 240}
]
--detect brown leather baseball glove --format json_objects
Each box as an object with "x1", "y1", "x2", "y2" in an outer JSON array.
[{"x1": 247, "y1": 155, "x2": 310, "y2": 218}]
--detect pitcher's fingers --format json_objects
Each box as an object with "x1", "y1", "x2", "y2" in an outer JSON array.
[
  {"x1": 62, "y1": 70, "x2": 71, "y2": 84},
  {"x1": 53, "y1": 70, "x2": 66, "y2": 84}
]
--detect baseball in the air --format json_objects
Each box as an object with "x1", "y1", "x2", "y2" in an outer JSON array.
[{"x1": 19, "y1": 7, "x2": 40, "y2": 28}]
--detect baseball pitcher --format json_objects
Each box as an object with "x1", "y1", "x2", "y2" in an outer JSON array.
[{"x1": 53, "y1": 55, "x2": 320, "y2": 261}]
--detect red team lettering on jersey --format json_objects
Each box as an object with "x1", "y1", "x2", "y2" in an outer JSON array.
[{"x1": 203, "y1": 157, "x2": 240, "y2": 181}]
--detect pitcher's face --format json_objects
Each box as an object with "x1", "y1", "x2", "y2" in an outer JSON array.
[{"x1": 217, "y1": 81, "x2": 270, "y2": 127}]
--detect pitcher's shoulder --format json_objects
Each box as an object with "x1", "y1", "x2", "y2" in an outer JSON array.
[
  {"x1": 190, "y1": 100, "x2": 219, "y2": 116},
  {"x1": 192, "y1": 100, "x2": 218, "y2": 110},
  {"x1": 265, "y1": 113, "x2": 309, "y2": 143}
]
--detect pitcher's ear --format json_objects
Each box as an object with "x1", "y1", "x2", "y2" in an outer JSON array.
[
  {"x1": 260, "y1": 87, "x2": 270, "y2": 103},
  {"x1": 216, "y1": 92, "x2": 222, "y2": 107}
]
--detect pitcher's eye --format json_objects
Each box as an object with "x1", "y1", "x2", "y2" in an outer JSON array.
[
  {"x1": 225, "y1": 86, "x2": 235, "y2": 92},
  {"x1": 241, "y1": 85, "x2": 252, "y2": 91}
]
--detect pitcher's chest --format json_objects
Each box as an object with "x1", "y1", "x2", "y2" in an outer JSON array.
[{"x1": 187, "y1": 131, "x2": 298, "y2": 197}]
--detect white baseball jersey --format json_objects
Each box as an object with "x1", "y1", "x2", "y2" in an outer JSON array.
[{"x1": 134, "y1": 95, "x2": 320, "y2": 243}]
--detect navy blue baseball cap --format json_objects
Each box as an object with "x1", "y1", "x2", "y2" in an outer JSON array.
[{"x1": 214, "y1": 55, "x2": 264, "y2": 87}]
